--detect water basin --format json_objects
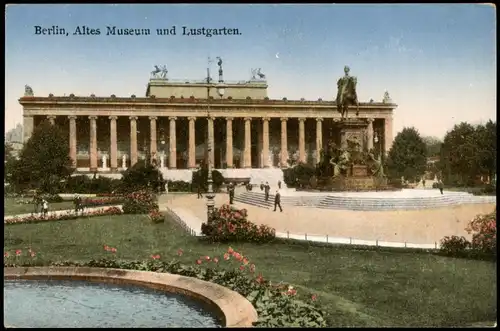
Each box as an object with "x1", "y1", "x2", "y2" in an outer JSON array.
[{"x1": 4, "y1": 279, "x2": 222, "y2": 328}]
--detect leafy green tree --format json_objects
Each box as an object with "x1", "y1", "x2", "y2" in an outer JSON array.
[
  {"x1": 440, "y1": 121, "x2": 496, "y2": 186},
  {"x1": 191, "y1": 164, "x2": 224, "y2": 192},
  {"x1": 386, "y1": 127, "x2": 427, "y2": 182},
  {"x1": 120, "y1": 160, "x2": 164, "y2": 193},
  {"x1": 8, "y1": 120, "x2": 74, "y2": 193}
]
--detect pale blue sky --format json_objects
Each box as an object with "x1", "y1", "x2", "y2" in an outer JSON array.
[{"x1": 5, "y1": 4, "x2": 496, "y2": 138}]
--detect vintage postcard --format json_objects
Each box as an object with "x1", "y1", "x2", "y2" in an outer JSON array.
[{"x1": 4, "y1": 4, "x2": 496, "y2": 328}]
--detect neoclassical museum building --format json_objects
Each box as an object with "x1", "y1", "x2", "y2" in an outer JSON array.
[{"x1": 19, "y1": 69, "x2": 397, "y2": 181}]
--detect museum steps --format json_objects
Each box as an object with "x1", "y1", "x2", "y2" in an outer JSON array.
[{"x1": 233, "y1": 190, "x2": 496, "y2": 211}]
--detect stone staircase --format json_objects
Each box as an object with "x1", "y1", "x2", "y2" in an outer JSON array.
[{"x1": 234, "y1": 190, "x2": 496, "y2": 211}]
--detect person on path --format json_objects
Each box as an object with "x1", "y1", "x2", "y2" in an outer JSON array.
[
  {"x1": 74, "y1": 194, "x2": 80, "y2": 214},
  {"x1": 273, "y1": 189, "x2": 283, "y2": 212},
  {"x1": 32, "y1": 192, "x2": 40, "y2": 215},
  {"x1": 422, "y1": 178, "x2": 426, "y2": 188},
  {"x1": 438, "y1": 180, "x2": 444, "y2": 195},
  {"x1": 42, "y1": 199, "x2": 49, "y2": 217},
  {"x1": 197, "y1": 183, "x2": 203, "y2": 199},
  {"x1": 278, "y1": 180, "x2": 282, "y2": 189},
  {"x1": 264, "y1": 182, "x2": 270, "y2": 202},
  {"x1": 228, "y1": 182, "x2": 235, "y2": 204},
  {"x1": 260, "y1": 182, "x2": 264, "y2": 191}
]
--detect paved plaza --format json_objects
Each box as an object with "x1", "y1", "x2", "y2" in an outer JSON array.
[{"x1": 161, "y1": 192, "x2": 495, "y2": 245}]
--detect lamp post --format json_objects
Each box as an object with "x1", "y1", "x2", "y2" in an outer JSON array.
[
  {"x1": 159, "y1": 128, "x2": 167, "y2": 194},
  {"x1": 205, "y1": 56, "x2": 225, "y2": 220}
]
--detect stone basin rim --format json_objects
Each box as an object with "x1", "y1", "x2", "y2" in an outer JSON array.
[{"x1": 4, "y1": 266, "x2": 258, "y2": 328}]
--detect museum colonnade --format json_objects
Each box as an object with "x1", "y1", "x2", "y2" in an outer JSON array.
[{"x1": 36, "y1": 114, "x2": 381, "y2": 172}]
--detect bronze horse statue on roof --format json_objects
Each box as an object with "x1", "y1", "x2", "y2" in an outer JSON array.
[{"x1": 336, "y1": 66, "x2": 359, "y2": 120}]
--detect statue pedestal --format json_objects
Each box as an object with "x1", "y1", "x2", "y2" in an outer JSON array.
[
  {"x1": 336, "y1": 119, "x2": 368, "y2": 151},
  {"x1": 352, "y1": 165, "x2": 368, "y2": 177}
]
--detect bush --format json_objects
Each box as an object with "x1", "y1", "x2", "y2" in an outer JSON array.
[
  {"x1": 120, "y1": 160, "x2": 164, "y2": 193},
  {"x1": 192, "y1": 166, "x2": 224, "y2": 192},
  {"x1": 148, "y1": 210, "x2": 164, "y2": 223},
  {"x1": 167, "y1": 180, "x2": 191, "y2": 192},
  {"x1": 440, "y1": 236, "x2": 471, "y2": 256},
  {"x1": 282, "y1": 163, "x2": 315, "y2": 188},
  {"x1": 465, "y1": 210, "x2": 496, "y2": 256},
  {"x1": 122, "y1": 190, "x2": 159, "y2": 214},
  {"x1": 64, "y1": 175, "x2": 121, "y2": 194},
  {"x1": 201, "y1": 204, "x2": 276, "y2": 243}
]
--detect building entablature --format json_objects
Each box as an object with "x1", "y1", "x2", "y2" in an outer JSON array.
[{"x1": 19, "y1": 96, "x2": 397, "y2": 119}]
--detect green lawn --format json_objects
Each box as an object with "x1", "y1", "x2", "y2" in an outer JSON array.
[
  {"x1": 3, "y1": 198, "x2": 75, "y2": 216},
  {"x1": 4, "y1": 214, "x2": 496, "y2": 327}
]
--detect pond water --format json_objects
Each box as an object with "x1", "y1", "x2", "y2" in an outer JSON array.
[{"x1": 4, "y1": 279, "x2": 222, "y2": 328}]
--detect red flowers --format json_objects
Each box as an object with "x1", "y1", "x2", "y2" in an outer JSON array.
[
  {"x1": 196, "y1": 259, "x2": 202, "y2": 265},
  {"x1": 311, "y1": 294, "x2": 318, "y2": 301},
  {"x1": 103, "y1": 245, "x2": 117, "y2": 253},
  {"x1": 15, "y1": 249, "x2": 22, "y2": 256},
  {"x1": 256, "y1": 274, "x2": 265, "y2": 284},
  {"x1": 177, "y1": 249, "x2": 183, "y2": 256},
  {"x1": 249, "y1": 264, "x2": 256, "y2": 273},
  {"x1": 223, "y1": 253, "x2": 230, "y2": 260},
  {"x1": 239, "y1": 265, "x2": 245, "y2": 271},
  {"x1": 4, "y1": 252, "x2": 9, "y2": 257},
  {"x1": 151, "y1": 254, "x2": 161, "y2": 260},
  {"x1": 228, "y1": 247, "x2": 234, "y2": 254},
  {"x1": 213, "y1": 257, "x2": 219, "y2": 263}
]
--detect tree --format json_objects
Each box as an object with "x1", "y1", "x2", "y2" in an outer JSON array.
[
  {"x1": 386, "y1": 127, "x2": 427, "y2": 182},
  {"x1": 4, "y1": 142, "x2": 17, "y2": 184},
  {"x1": 440, "y1": 121, "x2": 496, "y2": 186},
  {"x1": 120, "y1": 160, "x2": 164, "y2": 193},
  {"x1": 8, "y1": 120, "x2": 74, "y2": 193}
]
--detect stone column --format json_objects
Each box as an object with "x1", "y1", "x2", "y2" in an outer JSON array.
[
  {"x1": 366, "y1": 118, "x2": 374, "y2": 152},
  {"x1": 188, "y1": 117, "x2": 196, "y2": 169},
  {"x1": 280, "y1": 117, "x2": 288, "y2": 168},
  {"x1": 68, "y1": 116, "x2": 77, "y2": 168},
  {"x1": 384, "y1": 116, "x2": 394, "y2": 155},
  {"x1": 207, "y1": 117, "x2": 215, "y2": 168},
  {"x1": 298, "y1": 118, "x2": 306, "y2": 163},
  {"x1": 149, "y1": 116, "x2": 157, "y2": 163},
  {"x1": 109, "y1": 116, "x2": 118, "y2": 171},
  {"x1": 23, "y1": 116, "x2": 34, "y2": 143},
  {"x1": 47, "y1": 115, "x2": 56, "y2": 125},
  {"x1": 89, "y1": 116, "x2": 98, "y2": 172},
  {"x1": 316, "y1": 118, "x2": 323, "y2": 164},
  {"x1": 262, "y1": 117, "x2": 270, "y2": 168},
  {"x1": 244, "y1": 117, "x2": 252, "y2": 168},
  {"x1": 169, "y1": 116, "x2": 177, "y2": 169},
  {"x1": 226, "y1": 117, "x2": 233, "y2": 168},
  {"x1": 129, "y1": 116, "x2": 138, "y2": 166}
]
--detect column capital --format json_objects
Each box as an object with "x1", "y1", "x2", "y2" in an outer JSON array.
[
  {"x1": 149, "y1": 116, "x2": 158, "y2": 120},
  {"x1": 366, "y1": 118, "x2": 375, "y2": 123},
  {"x1": 262, "y1": 117, "x2": 270, "y2": 122},
  {"x1": 333, "y1": 118, "x2": 341, "y2": 123},
  {"x1": 129, "y1": 116, "x2": 138, "y2": 121},
  {"x1": 109, "y1": 116, "x2": 118, "y2": 120},
  {"x1": 47, "y1": 115, "x2": 56, "y2": 119},
  {"x1": 244, "y1": 117, "x2": 252, "y2": 122},
  {"x1": 68, "y1": 115, "x2": 77, "y2": 120},
  {"x1": 88, "y1": 116, "x2": 97, "y2": 120},
  {"x1": 298, "y1": 117, "x2": 306, "y2": 122},
  {"x1": 316, "y1": 117, "x2": 324, "y2": 122},
  {"x1": 168, "y1": 116, "x2": 177, "y2": 121},
  {"x1": 280, "y1": 117, "x2": 288, "y2": 122},
  {"x1": 188, "y1": 116, "x2": 197, "y2": 121},
  {"x1": 207, "y1": 116, "x2": 215, "y2": 121},
  {"x1": 225, "y1": 117, "x2": 234, "y2": 121}
]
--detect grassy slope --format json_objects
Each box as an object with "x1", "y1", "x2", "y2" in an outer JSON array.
[{"x1": 4, "y1": 214, "x2": 496, "y2": 327}]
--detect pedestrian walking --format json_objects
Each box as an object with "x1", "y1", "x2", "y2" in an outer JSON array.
[
  {"x1": 260, "y1": 182, "x2": 264, "y2": 191},
  {"x1": 438, "y1": 180, "x2": 444, "y2": 195},
  {"x1": 42, "y1": 199, "x2": 49, "y2": 217},
  {"x1": 273, "y1": 190, "x2": 283, "y2": 212},
  {"x1": 197, "y1": 184, "x2": 203, "y2": 199},
  {"x1": 278, "y1": 180, "x2": 282, "y2": 189},
  {"x1": 229, "y1": 182, "x2": 235, "y2": 204},
  {"x1": 422, "y1": 178, "x2": 426, "y2": 188},
  {"x1": 264, "y1": 182, "x2": 270, "y2": 202}
]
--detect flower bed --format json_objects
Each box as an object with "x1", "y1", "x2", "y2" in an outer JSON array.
[
  {"x1": 122, "y1": 190, "x2": 159, "y2": 214},
  {"x1": 440, "y1": 208, "x2": 496, "y2": 259},
  {"x1": 4, "y1": 207, "x2": 123, "y2": 225},
  {"x1": 4, "y1": 246, "x2": 327, "y2": 327},
  {"x1": 201, "y1": 204, "x2": 276, "y2": 243},
  {"x1": 80, "y1": 197, "x2": 125, "y2": 207}
]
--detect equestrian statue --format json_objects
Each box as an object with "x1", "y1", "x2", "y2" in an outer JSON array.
[
  {"x1": 151, "y1": 65, "x2": 168, "y2": 79},
  {"x1": 336, "y1": 65, "x2": 359, "y2": 120}
]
